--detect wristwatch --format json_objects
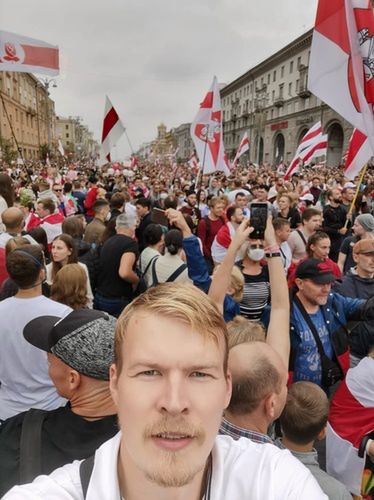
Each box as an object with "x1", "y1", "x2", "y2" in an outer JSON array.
[{"x1": 265, "y1": 252, "x2": 281, "y2": 258}]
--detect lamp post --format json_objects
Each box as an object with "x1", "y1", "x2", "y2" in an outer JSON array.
[{"x1": 37, "y1": 77, "x2": 57, "y2": 154}]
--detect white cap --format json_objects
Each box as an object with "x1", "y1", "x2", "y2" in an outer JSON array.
[
  {"x1": 343, "y1": 181, "x2": 356, "y2": 189},
  {"x1": 300, "y1": 193, "x2": 314, "y2": 202}
]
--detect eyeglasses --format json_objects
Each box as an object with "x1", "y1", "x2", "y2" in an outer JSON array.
[
  {"x1": 54, "y1": 189, "x2": 62, "y2": 192},
  {"x1": 249, "y1": 243, "x2": 264, "y2": 249}
]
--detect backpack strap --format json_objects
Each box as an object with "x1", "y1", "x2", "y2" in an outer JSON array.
[
  {"x1": 151, "y1": 257, "x2": 159, "y2": 286},
  {"x1": 141, "y1": 255, "x2": 158, "y2": 279},
  {"x1": 166, "y1": 263, "x2": 187, "y2": 282},
  {"x1": 296, "y1": 229, "x2": 307, "y2": 246},
  {"x1": 19, "y1": 409, "x2": 48, "y2": 484},
  {"x1": 79, "y1": 455, "x2": 95, "y2": 499}
]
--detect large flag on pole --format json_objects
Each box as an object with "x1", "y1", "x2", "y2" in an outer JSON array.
[
  {"x1": 57, "y1": 139, "x2": 65, "y2": 157},
  {"x1": 190, "y1": 76, "x2": 230, "y2": 176},
  {"x1": 327, "y1": 357, "x2": 374, "y2": 495},
  {"x1": 0, "y1": 30, "x2": 59, "y2": 75},
  {"x1": 344, "y1": 128, "x2": 373, "y2": 179},
  {"x1": 232, "y1": 132, "x2": 250, "y2": 168},
  {"x1": 308, "y1": 0, "x2": 374, "y2": 156},
  {"x1": 100, "y1": 96, "x2": 125, "y2": 164},
  {"x1": 284, "y1": 122, "x2": 327, "y2": 179}
]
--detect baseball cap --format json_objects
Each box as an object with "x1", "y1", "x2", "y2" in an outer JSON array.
[
  {"x1": 353, "y1": 238, "x2": 374, "y2": 255},
  {"x1": 300, "y1": 193, "x2": 314, "y2": 202},
  {"x1": 23, "y1": 310, "x2": 116, "y2": 380},
  {"x1": 343, "y1": 181, "x2": 356, "y2": 189},
  {"x1": 295, "y1": 258, "x2": 335, "y2": 284}
]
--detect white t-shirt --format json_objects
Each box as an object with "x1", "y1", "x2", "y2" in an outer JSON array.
[
  {"x1": 0, "y1": 295, "x2": 72, "y2": 420},
  {"x1": 5, "y1": 432, "x2": 327, "y2": 499}
]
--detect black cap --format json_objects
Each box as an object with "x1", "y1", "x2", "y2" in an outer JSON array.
[
  {"x1": 23, "y1": 310, "x2": 116, "y2": 380},
  {"x1": 295, "y1": 258, "x2": 335, "y2": 285}
]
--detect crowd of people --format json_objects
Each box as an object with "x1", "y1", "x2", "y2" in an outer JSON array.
[{"x1": 0, "y1": 157, "x2": 373, "y2": 498}]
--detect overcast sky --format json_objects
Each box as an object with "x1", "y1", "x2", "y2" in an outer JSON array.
[{"x1": 2, "y1": 0, "x2": 318, "y2": 159}]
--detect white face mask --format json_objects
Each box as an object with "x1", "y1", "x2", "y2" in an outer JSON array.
[
  {"x1": 247, "y1": 248, "x2": 265, "y2": 261},
  {"x1": 105, "y1": 212, "x2": 111, "y2": 222}
]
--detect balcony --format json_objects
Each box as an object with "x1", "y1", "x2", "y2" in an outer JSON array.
[
  {"x1": 241, "y1": 108, "x2": 249, "y2": 117},
  {"x1": 298, "y1": 85, "x2": 311, "y2": 98},
  {"x1": 274, "y1": 94, "x2": 284, "y2": 107}
]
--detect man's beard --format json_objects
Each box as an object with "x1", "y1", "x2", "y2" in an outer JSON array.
[{"x1": 142, "y1": 416, "x2": 207, "y2": 488}]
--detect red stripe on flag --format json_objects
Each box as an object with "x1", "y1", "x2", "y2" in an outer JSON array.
[
  {"x1": 102, "y1": 107, "x2": 119, "y2": 142},
  {"x1": 23, "y1": 45, "x2": 59, "y2": 69},
  {"x1": 329, "y1": 379, "x2": 374, "y2": 448},
  {"x1": 302, "y1": 140, "x2": 328, "y2": 163},
  {"x1": 300, "y1": 126, "x2": 322, "y2": 144},
  {"x1": 345, "y1": 128, "x2": 367, "y2": 168},
  {"x1": 200, "y1": 91, "x2": 213, "y2": 109},
  {"x1": 314, "y1": 0, "x2": 350, "y2": 54}
]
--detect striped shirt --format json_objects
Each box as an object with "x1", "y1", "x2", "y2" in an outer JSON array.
[
  {"x1": 239, "y1": 266, "x2": 270, "y2": 320},
  {"x1": 219, "y1": 417, "x2": 273, "y2": 444}
]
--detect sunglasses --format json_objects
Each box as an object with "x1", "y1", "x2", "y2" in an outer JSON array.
[
  {"x1": 54, "y1": 189, "x2": 62, "y2": 192},
  {"x1": 249, "y1": 243, "x2": 264, "y2": 249}
]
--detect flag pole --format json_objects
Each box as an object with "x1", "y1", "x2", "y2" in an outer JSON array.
[
  {"x1": 124, "y1": 129, "x2": 134, "y2": 156},
  {"x1": 196, "y1": 124, "x2": 209, "y2": 193},
  {"x1": 344, "y1": 163, "x2": 367, "y2": 228},
  {"x1": 0, "y1": 93, "x2": 31, "y2": 182}
]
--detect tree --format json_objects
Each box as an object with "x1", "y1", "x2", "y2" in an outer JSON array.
[{"x1": 0, "y1": 137, "x2": 17, "y2": 165}]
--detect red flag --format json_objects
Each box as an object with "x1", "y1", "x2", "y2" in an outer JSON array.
[
  {"x1": 309, "y1": 0, "x2": 374, "y2": 152},
  {"x1": 190, "y1": 76, "x2": 230, "y2": 176},
  {"x1": 344, "y1": 128, "x2": 373, "y2": 179},
  {"x1": 232, "y1": 132, "x2": 250, "y2": 168},
  {"x1": 0, "y1": 30, "x2": 59, "y2": 75},
  {"x1": 100, "y1": 96, "x2": 125, "y2": 164},
  {"x1": 284, "y1": 122, "x2": 326, "y2": 179}
]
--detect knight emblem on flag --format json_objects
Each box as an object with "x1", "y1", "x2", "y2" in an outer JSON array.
[{"x1": 0, "y1": 40, "x2": 24, "y2": 63}]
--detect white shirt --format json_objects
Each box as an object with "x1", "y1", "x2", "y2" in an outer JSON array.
[
  {"x1": 5, "y1": 432, "x2": 326, "y2": 499},
  {"x1": 0, "y1": 295, "x2": 71, "y2": 420},
  {"x1": 280, "y1": 241, "x2": 292, "y2": 273},
  {"x1": 0, "y1": 232, "x2": 38, "y2": 249}
]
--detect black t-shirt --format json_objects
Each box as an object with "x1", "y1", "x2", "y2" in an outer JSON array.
[
  {"x1": 96, "y1": 234, "x2": 138, "y2": 299},
  {"x1": 340, "y1": 235, "x2": 358, "y2": 273},
  {"x1": 0, "y1": 404, "x2": 118, "y2": 496}
]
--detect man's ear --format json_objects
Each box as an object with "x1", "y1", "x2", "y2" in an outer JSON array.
[
  {"x1": 295, "y1": 278, "x2": 303, "y2": 290},
  {"x1": 69, "y1": 369, "x2": 81, "y2": 390},
  {"x1": 109, "y1": 363, "x2": 119, "y2": 407},
  {"x1": 352, "y1": 253, "x2": 359, "y2": 265},
  {"x1": 264, "y1": 393, "x2": 276, "y2": 421},
  {"x1": 316, "y1": 426, "x2": 326, "y2": 441}
]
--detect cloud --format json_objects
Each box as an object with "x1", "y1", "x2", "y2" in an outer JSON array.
[{"x1": 1, "y1": 0, "x2": 318, "y2": 158}]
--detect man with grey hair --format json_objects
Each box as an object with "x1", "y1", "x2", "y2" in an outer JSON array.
[{"x1": 94, "y1": 211, "x2": 139, "y2": 316}]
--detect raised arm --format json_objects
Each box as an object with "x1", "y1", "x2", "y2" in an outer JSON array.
[
  {"x1": 264, "y1": 216, "x2": 290, "y2": 367},
  {"x1": 208, "y1": 220, "x2": 252, "y2": 314}
]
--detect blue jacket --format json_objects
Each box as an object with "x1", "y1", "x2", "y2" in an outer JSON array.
[{"x1": 182, "y1": 235, "x2": 240, "y2": 322}]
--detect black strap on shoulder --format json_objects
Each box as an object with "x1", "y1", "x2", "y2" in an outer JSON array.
[
  {"x1": 296, "y1": 229, "x2": 307, "y2": 246},
  {"x1": 142, "y1": 255, "x2": 158, "y2": 278},
  {"x1": 166, "y1": 263, "x2": 187, "y2": 282},
  {"x1": 151, "y1": 258, "x2": 159, "y2": 286},
  {"x1": 79, "y1": 455, "x2": 95, "y2": 499},
  {"x1": 293, "y1": 295, "x2": 327, "y2": 359},
  {"x1": 19, "y1": 408, "x2": 48, "y2": 484}
]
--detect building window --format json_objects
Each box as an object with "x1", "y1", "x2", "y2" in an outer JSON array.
[
  {"x1": 66, "y1": 124, "x2": 69, "y2": 130},
  {"x1": 273, "y1": 70, "x2": 276, "y2": 82},
  {"x1": 272, "y1": 90, "x2": 275, "y2": 102},
  {"x1": 290, "y1": 60, "x2": 294, "y2": 73},
  {"x1": 267, "y1": 74, "x2": 270, "y2": 85},
  {"x1": 281, "y1": 66, "x2": 284, "y2": 78},
  {"x1": 66, "y1": 133, "x2": 69, "y2": 138},
  {"x1": 297, "y1": 56, "x2": 301, "y2": 68},
  {"x1": 296, "y1": 79, "x2": 300, "y2": 93},
  {"x1": 288, "y1": 82, "x2": 292, "y2": 95}
]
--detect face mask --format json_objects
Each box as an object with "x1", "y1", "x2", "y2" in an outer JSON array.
[
  {"x1": 105, "y1": 212, "x2": 111, "y2": 222},
  {"x1": 247, "y1": 248, "x2": 265, "y2": 261}
]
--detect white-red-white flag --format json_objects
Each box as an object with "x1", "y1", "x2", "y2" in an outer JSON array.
[
  {"x1": 57, "y1": 139, "x2": 65, "y2": 157},
  {"x1": 188, "y1": 152, "x2": 199, "y2": 170},
  {"x1": 327, "y1": 357, "x2": 374, "y2": 495},
  {"x1": 0, "y1": 30, "x2": 59, "y2": 75},
  {"x1": 308, "y1": 0, "x2": 374, "y2": 152},
  {"x1": 232, "y1": 132, "x2": 250, "y2": 168},
  {"x1": 344, "y1": 128, "x2": 373, "y2": 179},
  {"x1": 284, "y1": 122, "x2": 327, "y2": 179},
  {"x1": 100, "y1": 96, "x2": 125, "y2": 164},
  {"x1": 190, "y1": 76, "x2": 230, "y2": 176}
]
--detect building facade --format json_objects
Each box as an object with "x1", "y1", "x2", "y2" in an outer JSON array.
[
  {"x1": 0, "y1": 71, "x2": 55, "y2": 160},
  {"x1": 172, "y1": 122, "x2": 193, "y2": 161},
  {"x1": 221, "y1": 29, "x2": 353, "y2": 167},
  {"x1": 56, "y1": 116, "x2": 98, "y2": 158}
]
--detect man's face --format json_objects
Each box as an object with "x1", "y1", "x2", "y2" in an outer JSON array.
[
  {"x1": 304, "y1": 215, "x2": 321, "y2": 233},
  {"x1": 211, "y1": 179, "x2": 218, "y2": 188},
  {"x1": 53, "y1": 184, "x2": 63, "y2": 199},
  {"x1": 136, "y1": 204, "x2": 149, "y2": 218},
  {"x1": 331, "y1": 189, "x2": 342, "y2": 204},
  {"x1": 232, "y1": 208, "x2": 244, "y2": 224},
  {"x1": 256, "y1": 189, "x2": 267, "y2": 202},
  {"x1": 36, "y1": 203, "x2": 49, "y2": 219},
  {"x1": 342, "y1": 188, "x2": 354, "y2": 203},
  {"x1": 211, "y1": 202, "x2": 225, "y2": 218},
  {"x1": 353, "y1": 220, "x2": 365, "y2": 237},
  {"x1": 297, "y1": 279, "x2": 332, "y2": 306},
  {"x1": 354, "y1": 252, "x2": 374, "y2": 275},
  {"x1": 153, "y1": 183, "x2": 160, "y2": 194},
  {"x1": 187, "y1": 194, "x2": 197, "y2": 207},
  {"x1": 276, "y1": 224, "x2": 291, "y2": 242},
  {"x1": 110, "y1": 313, "x2": 231, "y2": 488},
  {"x1": 312, "y1": 178, "x2": 320, "y2": 188},
  {"x1": 235, "y1": 194, "x2": 247, "y2": 208}
]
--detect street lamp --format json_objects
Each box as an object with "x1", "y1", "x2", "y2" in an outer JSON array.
[{"x1": 37, "y1": 77, "x2": 57, "y2": 154}]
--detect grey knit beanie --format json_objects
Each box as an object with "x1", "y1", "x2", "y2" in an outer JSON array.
[{"x1": 356, "y1": 214, "x2": 374, "y2": 233}]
